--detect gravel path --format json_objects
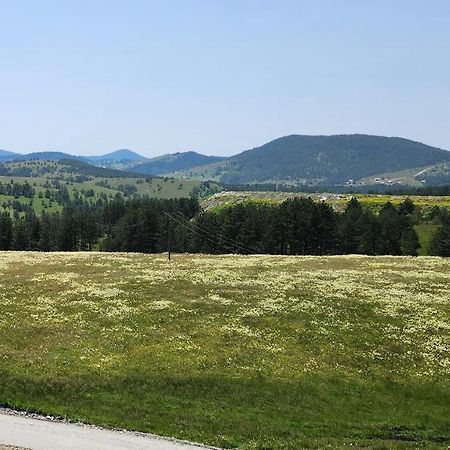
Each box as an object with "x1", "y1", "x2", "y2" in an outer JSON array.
[{"x1": 0, "y1": 409, "x2": 217, "y2": 450}]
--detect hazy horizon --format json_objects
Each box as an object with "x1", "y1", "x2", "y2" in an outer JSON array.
[
  {"x1": 1, "y1": 1, "x2": 450, "y2": 157},
  {"x1": 2, "y1": 132, "x2": 450, "y2": 159}
]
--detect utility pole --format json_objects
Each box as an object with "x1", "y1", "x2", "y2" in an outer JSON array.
[{"x1": 167, "y1": 219, "x2": 172, "y2": 261}]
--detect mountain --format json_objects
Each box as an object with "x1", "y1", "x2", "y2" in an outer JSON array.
[
  {"x1": 0, "y1": 149, "x2": 145, "y2": 168},
  {"x1": 0, "y1": 151, "x2": 82, "y2": 162},
  {"x1": 175, "y1": 135, "x2": 450, "y2": 185},
  {"x1": 0, "y1": 149, "x2": 18, "y2": 156},
  {"x1": 130, "y1": 151, "x2": 226, "y2": 176},
  {"x1": 86, "y1": 149, "x2": 145, "y2": 162},
  {"x1": 20, "y1": 151, "x2": 84, "y2": 161},
  {"x1": 0, "y1": 149, "x2": 20, "y2": 162},
  {"x1": 0, "y1": 158, "x2": 143, "y2": 179},
  {"x1": 2, "y1": 135, "x2": 450, "y2": 186}
]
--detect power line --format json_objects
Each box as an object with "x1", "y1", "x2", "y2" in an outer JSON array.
[
  {"x1": 165, "y1": 211, "x2": 261, "y2": 254},
  {"x1": 163, "y1": 211, "x2": 241, "y2": 253},
  {"x1": 177, "y1": 212, "x2": 262, "y2": 254},
  {"x1": 162, "y1": 211, "x2": 231, "y2": 251},
  {"x1": 107, "y1": 210, "x2": 262, "y2": 255},
  {"x1": 170, "y1": 210, "x2": 262, "y2": 254}
]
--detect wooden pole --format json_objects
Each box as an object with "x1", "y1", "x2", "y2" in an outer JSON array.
[{"x1": 167, "y1": 221, "x2": 172, "y2": 261}]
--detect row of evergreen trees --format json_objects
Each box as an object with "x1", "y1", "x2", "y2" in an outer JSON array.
[
  {"x1": 0, "y1": 196, "x2": 449, "y2": 256},
  {"x1": 191, "y1": 198, "x2": 421, "y2": 255}
]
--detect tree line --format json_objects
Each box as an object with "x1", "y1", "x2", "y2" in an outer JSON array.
[
  {"x1": 0, "y1": 196, "x2": 449, "y2": 256},
  {"x1": 0, "y1": 181, "x2": 35, "y2": 198},
  {"x1": 222, "y1": 183, "x2": 450, "y2": 196}
]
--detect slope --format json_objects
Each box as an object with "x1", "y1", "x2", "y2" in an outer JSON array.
[
  {"x1": 85, "y1": 149, "x2": 145, "y2": 162},
  {"x1": 172, "y1": 134, "x2": 450, "y2": 185},
  {"x1": 130, "y1": 151, "x2": 226, "y2": 176}
]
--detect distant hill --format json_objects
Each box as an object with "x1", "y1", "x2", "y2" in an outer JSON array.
[
  {"x1": 130, "y1": 151, "x2": 226, "y2": 176},
  {"x1": 86, "y1": 149, "x2": 145, "y2": 162},
  {"x1": 0, "y1": 158, "x2": 143, "y2": 179},
  {"x1": 21, "y1": 151, "x2": 84, "y2": 161},
  {"x1": 0, "y1": 150, "x2": 20, "y2": 162},
  {"x1": 0, "y1": 149, "x2": 17, "y2": 156},
  {"x1": 2, "y1": 135, "x2": 450, "y2": 186},
  {"x1": 0, "y1": 151, "x2": 83, "y2": 162},
  {"x1": 0, "y1": 149, "x2": 146, "y2": 170},
  {"x1": 0, "y1": 159, "x2": 214, "y2": 216},
  {"x1": 174, "y1": 135, "x2": 450, "y2": 185}
]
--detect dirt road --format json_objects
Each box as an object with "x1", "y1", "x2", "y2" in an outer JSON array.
[{"x1": 0, "y1": 409, "x2": 215, "y2": 450}]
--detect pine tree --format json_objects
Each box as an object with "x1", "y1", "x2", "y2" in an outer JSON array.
[
  {"x1": 400, "y1": 228, "x2": 420, "y2": 256},
  {"x1": 338, "y1": 197, "x2": 365, "y2": 254},
  {"x1": 378, "y1": 202, "x2": 402, "y2": 255},
  {"x1": 39, "y1": 211, "x2": 55, "y2": 251},
  {"x1": 0, "y1": 212, "x2": 13, "y2": 250},
  {"x1": 13, "y1": 218, "x2": 29, "y2": 250},
  {"x1": 429, "y1": 224, "x2": 450, "y2": 257},
  {"x1": 58, "y1": 207, "x2": 79, "y2": 251}
]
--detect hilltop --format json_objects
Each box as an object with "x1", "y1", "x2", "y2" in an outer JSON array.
[
  {"x1": 0, "y1": 149, "x2": 17, "y2": 157},
  {"x1": 129, "y1": 151, "x2": 226, "y2": 176},
  {"x1": 85, "y1": 149, "x2": 145, "y2": 162},
  {"x1": 0, "y1": 149, "x2": 143, "y2": 165},
  {"x1": 0, "y1": 148, "x2": 225, "y2": 175},
  {"x1": 170, "y1": 134, "x2": 450, "y2": 186},
  {"x1": 2, "y1": 134, "x2": 450, "y2": 187}
]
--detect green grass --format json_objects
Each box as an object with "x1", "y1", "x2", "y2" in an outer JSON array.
[
  {"x1": 0, "y1": 161, "x2": 205, "y2": 215},
  {"x1": 0, "y1": 253, "x2": 449, "y2": 449},
  {"x1": 202, "y1": 191, "x2": 450, "y2": 214},
  {"x1": 357, "y1": 164, "x2": 450, "y2": 187},
  {"x1": 165, "y1": 160, "x2": 229, "y2": 181},
  {"x1": 357, "y1": 166, "x2": 430, "y2": 187},
  {"x1": 414, "y1": 224, "x2": 441, "y2": 256}
]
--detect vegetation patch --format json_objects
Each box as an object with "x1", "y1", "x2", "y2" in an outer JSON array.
[
  {"x1": 0, "y1": 160, "x2": 218, "y2": 217},
  {"x1": 0, "y1": 253, "x2": 449, "y2": 448}
]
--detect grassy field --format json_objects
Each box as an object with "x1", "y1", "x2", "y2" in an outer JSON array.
[
  {"x1": 0, "y1": 170, "x2": 204, "y2": 215},
  {"x1": 357, "y1": 164, "x2": 450, "y2": 187},
  {"x1": 414, "y1": 224, "x2": 441, "y2": 256},
  {"x1": 202, "y1": 191, "x2": 450, "y2": 212},
  {"x1": 0, "y1": 253, "x2": 449, "y2": 449}
]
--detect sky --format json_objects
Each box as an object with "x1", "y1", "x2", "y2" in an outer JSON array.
[{"x1": 1, "y1": 0, "x2": 450, "y2": 157}]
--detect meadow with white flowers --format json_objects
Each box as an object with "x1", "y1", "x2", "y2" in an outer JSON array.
[{"x1": 0, "y1": 252, "x2": 449, "y2": 449}]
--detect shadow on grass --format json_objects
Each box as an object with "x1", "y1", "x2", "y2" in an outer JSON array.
[{"x1": 0, "y1": 370, "x2": 449, "y2": 449}]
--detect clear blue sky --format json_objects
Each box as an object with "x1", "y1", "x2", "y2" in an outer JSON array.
[{"x1": 1, "y1": 0, "x2": 450, "y2": 157}]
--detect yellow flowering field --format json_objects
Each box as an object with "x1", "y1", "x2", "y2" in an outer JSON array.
[{"x1": 0, "y1": 252, "x2": 449, "y2": 449}]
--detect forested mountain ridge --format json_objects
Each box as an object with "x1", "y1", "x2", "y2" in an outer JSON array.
[
  {"x1": 0, "y1": 151, "x2": 88, "y2": 163},
  {"x1": 0, "y1": 150, "x2": 142, "y2": 164},
  {"x1": 2, "y1": 134, "x2": 450, "y2": 185},
  {"x1": 130, "y1": 151, "x2": 226, "y2": 176},
  {"x1": 171, "y1": 135, "x2": 450, "y2": 185},
  {"x1": 0, "y1": 148, "x2": 224, "y2": 175},
  {"x1": 85, "y1": 149, "x2": 145, "y2": 162}
]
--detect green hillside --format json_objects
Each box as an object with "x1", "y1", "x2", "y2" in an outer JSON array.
[
  {"x1": 130, "y1": 151, "x2": 226, "y2": 176},
  {"x1": 5, "y1": 135, "x2": 450, "y2": 187},
  {"x1": 170, "y1": 135, "x2": 450, "y2": 186},
  {"x1": 358, "y1": 162, "x2": 450, "y2": 187},
  {"x1": 0, "y1": 160, "x2": 213, "y2": 216},
  {"x1": 86, "y1": 149, "x2": 144, "y2": 162}
]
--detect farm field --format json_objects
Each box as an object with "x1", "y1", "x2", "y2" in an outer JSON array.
[{"x1": 0, "y1": 253, "x2": 449, "y2": 449}]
